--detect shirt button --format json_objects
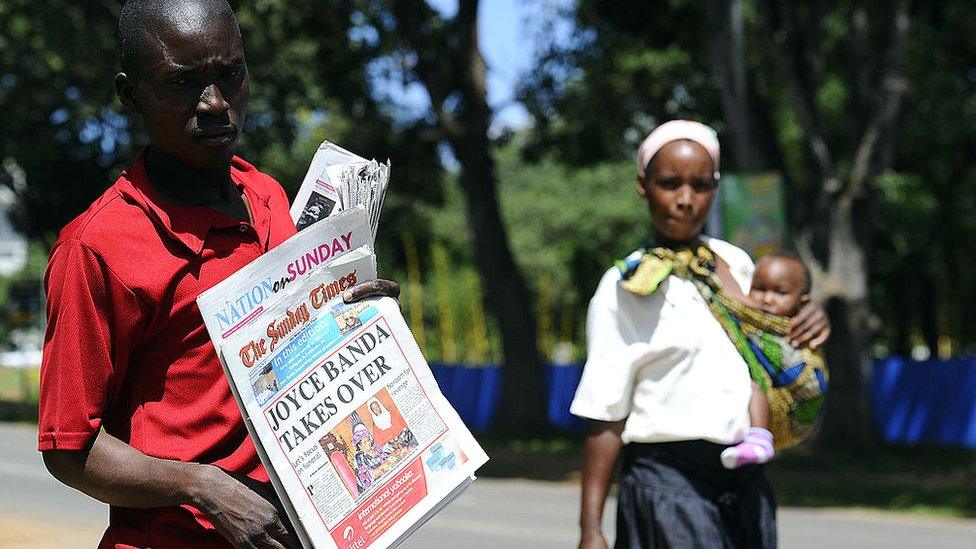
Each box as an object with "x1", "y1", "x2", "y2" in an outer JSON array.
[{"x1": 239, "y1": 224, "x2": 249, "y2": 233}]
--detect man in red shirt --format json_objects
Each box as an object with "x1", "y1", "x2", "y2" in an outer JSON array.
[{"x1": 38, "y1": 1, "x2": 396, "y2": 547}]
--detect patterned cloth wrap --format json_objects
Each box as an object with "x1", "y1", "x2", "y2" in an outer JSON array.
[{"x1": 616, "y1": 244, "x2": 829, "y2": 450}]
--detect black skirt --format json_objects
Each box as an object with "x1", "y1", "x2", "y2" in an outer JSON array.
[{"x1": 615, "y1": 440, "x2": 777, "y2": 549}]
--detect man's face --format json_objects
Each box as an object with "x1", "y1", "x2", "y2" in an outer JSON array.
[
  {"x1": 118, "y1": 10, "x2": 249, "y2": 168},
  {"x1": 637, "y1": 140, "x2": 717, "y2": 244}
]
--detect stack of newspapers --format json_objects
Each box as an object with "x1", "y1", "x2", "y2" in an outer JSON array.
[
  {"x1": 290, "y1": 141, "x2": 390, "y2": 238},
  {"x1": 197, "y1": 141, "x2": 488, "y2": 549}
]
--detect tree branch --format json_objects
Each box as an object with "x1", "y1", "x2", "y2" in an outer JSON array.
[
  {"x1": 850, "y1": 0, "x2": 872, "y2": 135},
  {"x1": 757, "y1": 0, "x2": 841, "y2": 194},
  {"x1": 846, "y1": 0, "x2": 911, "y2": 199},
  {"x1": 388, "y1": 0, "x2": 465, "y2": 143},
  {"x1": 99, "y1": 0, "x2": 121, "y2": 18}
]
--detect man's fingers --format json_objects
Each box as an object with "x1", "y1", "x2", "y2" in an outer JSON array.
[
  {"x1": 267, "y1": 518, "x2": 300, "y2": 549},
  {"x1": 254, "y1": 537, "x2": 285, "y2": 549},
  {"x1": 343, "y1": 279, "x2": 400, "y2": 303}
]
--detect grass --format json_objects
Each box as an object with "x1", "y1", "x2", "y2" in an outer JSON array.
[
  {"x1": 0, "y1": 366, "x2": 38, "y2": 422},
  {"x1": 768, "y1": 444, "x2": 976, "y2": 518}
]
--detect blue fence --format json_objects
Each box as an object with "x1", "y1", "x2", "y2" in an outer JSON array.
[
  {"x1": 430, "y1": 363, "x2": 584, "y2": 431},
  {"x1": 433, "y1": 358, "x2": 976, "y2": 448},
  {"x1": 872, "y1": 356, "x2": 976, "y2": 447}
]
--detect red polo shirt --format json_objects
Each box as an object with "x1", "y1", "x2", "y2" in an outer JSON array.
[{"x1": 38, "y1": 149, "x2": 297, "y2": 548}]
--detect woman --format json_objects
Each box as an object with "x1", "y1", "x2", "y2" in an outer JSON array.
[
  {"x1": 572, "y1": 120, "x2": 830, "y2": 548},
  {"x1": 352, "y1": 423, "x2": 386, "y2": 493}
]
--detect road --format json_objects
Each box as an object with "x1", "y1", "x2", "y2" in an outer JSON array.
[{"x1": 3, "y1": 422, "x2": 975, "y2": 548}]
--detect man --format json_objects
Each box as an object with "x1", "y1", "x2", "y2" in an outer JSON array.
[{"x1": 37, "y1": 2, "x2": 396, "y2": 547}]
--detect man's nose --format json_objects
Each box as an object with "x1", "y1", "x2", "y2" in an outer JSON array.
[
  {"x1": 197, "y1": 84, "x2": 230, "y2": 115},
  {"x1": 675, "y1": 185, "x2": 693, "y2": 208}
]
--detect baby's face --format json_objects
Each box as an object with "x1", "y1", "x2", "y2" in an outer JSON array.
[{"x1": 749, "y1": 257, "x2": 809, "y2": 316}]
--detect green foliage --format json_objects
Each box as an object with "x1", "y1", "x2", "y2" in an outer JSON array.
[
  {"x1": 521, "y1": 0, "x2": 976, "y2": 355},
  {"x1": 519, "y1": 0, "x2": 721, "y2": 165},
  {"x1": 0, "y1": 1, "x2": 445, "y2": 260},
  {"x1": 395, "y1": 143, "x2": 647, "y2": 363}
]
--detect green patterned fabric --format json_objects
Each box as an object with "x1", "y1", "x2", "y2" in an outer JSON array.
[{"x1": 618, "y1": 244, "x2": 829, "y2": 449}]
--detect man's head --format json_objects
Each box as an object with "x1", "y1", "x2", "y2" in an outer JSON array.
[
  {"x1": 115, "y1": 0, "x2": 248, "y2": 169},
  {"x1": 749, "y1": 252, "x2": 812, "y2": 317}
]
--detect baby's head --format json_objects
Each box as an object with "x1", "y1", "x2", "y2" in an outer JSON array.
[{"x1": 749, "y1": 252, "x2": 811, "y2": 317}]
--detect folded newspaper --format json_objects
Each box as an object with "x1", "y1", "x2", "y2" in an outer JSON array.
[
  {"x1": 291, "y1": 140, "x2": 390, "y2": 238},
  {"x1": 198, "y1": 198, "x2": 488, "y2": 548}
]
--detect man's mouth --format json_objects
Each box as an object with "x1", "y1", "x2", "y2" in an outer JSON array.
[{"x1": 191, "y1": 127, "x2": 237, "y2": 146}]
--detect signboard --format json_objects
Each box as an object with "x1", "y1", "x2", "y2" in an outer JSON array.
[{"x1": 715, "y1": 172, "x2": 787, "y2": 259}]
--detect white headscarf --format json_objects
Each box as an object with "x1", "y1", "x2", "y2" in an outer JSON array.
[{"x1": 368, "y1": 398, "x2": 392, "y2": 430}]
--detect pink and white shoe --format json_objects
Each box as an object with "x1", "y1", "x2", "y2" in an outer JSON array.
[{"x1": 721, "y1": 428, "x2": 775, "y2": 469}]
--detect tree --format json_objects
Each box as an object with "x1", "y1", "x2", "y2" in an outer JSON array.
[
  {"x1": 370, "y1": 0, "x2": 548, "y2": 432},
  {"x1": 753, "y1": 0, "x2": 912, "y2": 445},
  {"x1": 521, "y1": 0, "x2": 939, "y2": 446},
  {"x1": 0, "y1": 0, "x2": 445, "y2": 261}
]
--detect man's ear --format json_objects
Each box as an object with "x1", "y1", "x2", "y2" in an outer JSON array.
[
  {"x1": 800, "y1": 293, "x2": 812, "y2": 306},
  {"x1": 115, "y1": 72, "x2": 141, "y2": 115}
]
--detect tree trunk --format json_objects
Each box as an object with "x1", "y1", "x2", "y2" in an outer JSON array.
[
  {"x1": 388, "y1": 0, "x2": 549, "y2": 433},
  {"x1": 820, "y1": 296, "x2": 875, "y2": 446},
  {"x1": 711, "y1": 0, "x2": 766, "y2": 172},
  {"x1": 452, "y1": 144, "x2": 548, "y2": 433},
  {"x1": 817, "y1": 195, "x2": 876, "y2": 447},
  {"x1": 447, "y1": 0, "x2": 548, "y2": 433}
]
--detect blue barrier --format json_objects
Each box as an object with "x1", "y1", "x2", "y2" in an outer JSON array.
[
  {"x1": 871, "y1": 356, "x2": 976, "y2": 448},
  {"x1": 431, "y1": 358, "x2": 976, "y2": 447},
  {"x1": 430, "y1": 363, "x2": 585, "y2": 431},
  {"x1": 429, "y1": 364, "x2": 502, "y2": 431}
]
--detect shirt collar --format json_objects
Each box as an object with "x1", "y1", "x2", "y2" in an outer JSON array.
[{"x1": 116, "y1": 148, "x2": 274, "y2": 255}]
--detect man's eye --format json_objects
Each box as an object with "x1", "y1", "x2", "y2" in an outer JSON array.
[
  {"x1": 168, "y1": 78, "x2": 193, "y2": 89},
  {"x1": 656, "y1": 178, "x2": 680, "y2": 190}
]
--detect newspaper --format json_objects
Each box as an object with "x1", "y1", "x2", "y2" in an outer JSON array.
[
  {"x1": 292, "y1": 140, "x2": 390, "y2": 238},
  {"x1": 215, "y1": 258, "x2": 489, "y2": 548},
  {"x1": 197, "y1": 214, "x2": 489, "y2": 548},
  {"x1": 197, "y1": 206, "x2": 372, "y2": 345}
]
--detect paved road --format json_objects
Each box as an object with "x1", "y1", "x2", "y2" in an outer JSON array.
[{"x1": 3, "y1": 422, "x2": 975, "y2": 548}]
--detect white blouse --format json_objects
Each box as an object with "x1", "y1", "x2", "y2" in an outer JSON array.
[{"x1": 570, "y1": 236, "x2": 756, "y2": 445}]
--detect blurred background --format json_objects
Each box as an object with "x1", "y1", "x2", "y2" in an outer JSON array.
[{"x1": 1, "y1": 0, "x2": 975, "y2": 546}]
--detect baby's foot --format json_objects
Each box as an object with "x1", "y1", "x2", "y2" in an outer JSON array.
[{"x1": 721, "y1": 427, "x2": 775, "y2": 469}]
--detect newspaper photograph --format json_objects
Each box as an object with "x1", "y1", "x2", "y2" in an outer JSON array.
[
  {"x1": 217, "y1": 264, "x2": 488, "y2": 548},
  {"x1": 291, "y1": 140, "x2": 390, "y2": 238},
  {"x1": 197, "y1": 206, "x2": 372, "y2": 346},
  {"x1": 291, "y1": 141, "x2": 364, "y2": 230}
]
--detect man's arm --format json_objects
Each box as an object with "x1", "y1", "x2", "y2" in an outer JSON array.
[
  {"x1": 579, "y1": 419, "x2": 625, "y2": 549},
  {"x1": 43, "y1": 429, "x2": 296, "y2": 549}
]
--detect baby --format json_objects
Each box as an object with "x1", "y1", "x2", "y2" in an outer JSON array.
[{"x1": 721, "y1": 251, "x2": 811, "y2": 469}]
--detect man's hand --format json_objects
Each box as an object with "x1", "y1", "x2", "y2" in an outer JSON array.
[
  {"x1": 194, "y1": 465, "x2": 298, "y2": 549},
  {"x1": 789, "y1": 301, "x2": 831, "y2": 350},
  {"x1": 343, "y1": 278, "x2": 400, "y2": 303},
  {"x1": 42, "y1": 431, "x2": 297, "y2": 549}
]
